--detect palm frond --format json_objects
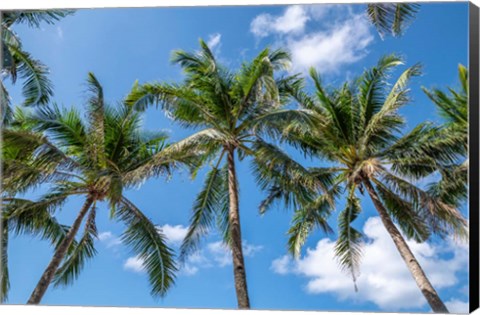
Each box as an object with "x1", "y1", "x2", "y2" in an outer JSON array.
[
  {"x1": 180, "y1": 156, "x2": 228, "y2": 261},
  {"x1": 360, "y1": 63, "x2": 421, "y2": 153},
  {"x1": 2, "y1": 10, "x2": 74, "y2": 27},
  {"x1": 8, "y1": 45, "x2": 53, "y2": 106},
  {"x1": 122, "y1": 129, "x2": 222, "y2": 186},
  {"x1": 287, "y1": 195, "x2": 333, "y2": 257},
  {"x1": 367, "y1": 4, "x2": 420, "y2": 38},
  {"x1": 116, "y1": 197, "x2": 177, "y2": 297},
  {"x1": 85, "y1": 72, "x2": 106, "y2": 168},
  {"x1": 53, "y1": 205, "x2": 98, "y2": 287},
  {"x1": 373, "y1": 179, "x2": 430, "y2": 242},
  {"x1": 334, "y1": 186, "x2": 363, "y2": 291},
  {"x1": 379, "y1": 168, "x2": 468, "y2": 240}
]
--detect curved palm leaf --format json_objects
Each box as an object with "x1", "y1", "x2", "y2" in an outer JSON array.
[
  {"x1": 367, "y1": 3, "x2": 420, "y2": 38},
  {"x1": 117, "y1": 197, "x2": 177, "y2": 297}
]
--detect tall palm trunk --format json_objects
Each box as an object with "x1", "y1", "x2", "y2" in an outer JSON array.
[
  {"x1": 226, "y1": 146, "x2": 250, "y2": 309},
  {"x1": 363, "y1": 179, "x2": 449, "y2": 313},
  {"x1": 27, "y1": 196, "x2": 95, "y2": 304},
  {"x1": 0, "y1": 11, "x2": 5, "y2": 304}
]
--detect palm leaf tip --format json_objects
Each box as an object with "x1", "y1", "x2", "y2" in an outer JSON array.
[
  {"x1": 367, "y1": 3, "x2": 420, "y2": 38},
  {"x1": 334, "y1": 189, "x2": 363, "y2": 291},
  {"x1": 9, "y1": 46, "x2": 54, "y2": 106},
  {"x1": 116, "y1": 198, "x2": 177, "y2": 297},
  {"x1": 180, "y1": 164, "x2": 228, "y2": 261}
]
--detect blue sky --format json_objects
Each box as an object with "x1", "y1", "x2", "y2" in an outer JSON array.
[{"x1": 4, "y1": 2, "x2": 470, "y2": 313}]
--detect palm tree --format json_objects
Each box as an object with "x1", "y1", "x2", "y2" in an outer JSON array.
[
  {"x1": 367, "y1": 3, "x2": 420, "y2": 38},
  {"x1": 259, "y1": 55, "x2": 468, "y2": 313},
  {"x1": 125, "y1": 40, "x2": 311, "y2": 309},
  {"x1": 1, "y1": 10, "x2": 73, "y2": 123},
  {"x1": 1, "y1": 110, "x2": 74, "y2": 302},
  {"x1": 422, "y1": 64, "x2": 468, "y2": 206},
  {"x1": 2, "y1": 72, "x2": 198, "y2": 304}
]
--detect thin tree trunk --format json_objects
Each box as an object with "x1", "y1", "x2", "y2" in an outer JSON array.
[
  {"x1": 27, "y1": 196, "x2": 95, "y2": 305},
  {"x1": 226, "y1": 146, "x2": 250, "y2": 309},
  {"x1": 363, "y1": 178, "x2": 449, "y2": 313},
  {"x1": 0, "y1": 10, "x2": 5, "y2": 304}
]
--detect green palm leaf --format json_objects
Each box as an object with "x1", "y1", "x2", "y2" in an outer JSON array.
[
  {"x1": 117, "y1": 197, "x2": 177, "y2": 297},
  {"x1": 53, "y1": 206, "x2": 98, "y2": 287},
  {"x1": 334, "y1": 186, "x2": 363, "y2": 291},
  {"x1": 180, "y1": 156, "x2": 228, "y2": 260}
]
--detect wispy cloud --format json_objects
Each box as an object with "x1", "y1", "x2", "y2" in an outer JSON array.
[
  {"x1": 56, "y1": 26, "x2": 64, "y2": 39},
  {"x1": 251, "y1": 5, "x2": 310, "y2": 38},
  {"x1": 123, "y1": 223, "x2": 263, "y2": 277},
  {"x1": 207, "y1": 33, "x2": 222, "y2": 51},
  {"x1": 207, "y1": 240, "x2": 264, "y2": 267},
  {"x1": 271, "y1": 217, "x2": 468, "y2": 311},
  {"x1": 98, "y1": 231, "x2": 122, "y2": 248},
  {"x1": 178, "y1": 239, "x2": 263, "y2": 276},
  {"x1": 250, "y1": 5, "x2": 374, "y2": 75},
  {"x1": 124, "y1": 256, "x2": 145, "y2": 273},
  {"x1": 445, "y1": 298, "x2": 469, "y2": 313}
]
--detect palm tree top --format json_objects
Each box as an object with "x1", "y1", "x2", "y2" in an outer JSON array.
[
  {"x1": 2, "y1": 72, "x2": 205, "y2": 299},
  {"x1": 259, "y1": 54, "x2": 468, "y2": 280}
]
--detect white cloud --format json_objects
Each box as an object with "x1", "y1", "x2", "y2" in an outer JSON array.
[
  {"x1": 56, "y1": 26, "x2": 63, "y2": 39},
  {"x1": 250, "y1": 5, "x2": 310, "y2": 38},
  {"x1": 122, "y1": 232, "x2": 263, "y2": 277},
  {"x1": 271, "y1": 217, "x2": 468, "y2": 311},
  {"x1": 271, "y1": 255, "x2": 292, "y2": 275},
  {"x1": 98, "y1": 231, "x2": 113, "y2": 242},
  {"x1": 207, "y1": 33, "x2": 222, "y2": 50},
  {"x1": 181, "y1": 264, "x2": 199, "y2": 276},
  {"x1": 445, "y1": 298, "x2": 469, "y2": 313},
  {"x1": 206, "y1": 240, "x2": 263, "y2": 267},
  {"x1": 98, "y1": 231, "x2": 122, "y2": 248},
  {"x1": 250, "y1": 5, "x2": 374, "y2": 75},
  {"x1": 124, "y1": 256, "x2": 145, "y2": 273},
  {"x1": 207, "y1": 241, "x2": 232, "y2": 267},
  {"x1": 158, "y1": 224, "x2": 188, "y2": 245},
  {"x1": 287, "y1": 14, "x2": 373, "y2": 74},
  {"x1": 243, "y1": 242, "x2": 264, "y2": 257}
]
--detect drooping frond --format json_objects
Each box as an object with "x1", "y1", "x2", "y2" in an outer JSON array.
[
  {"x1": 3, "y1": 195, "x2": 73, "y2": 248},
  {"x1": 53, "y1": 206, "x2": 98, "y2": 287},
  {"x1": 373, "y1": 179, "x2": 430, "y2": 242},
  {"x1": 287, "y1": 195, "x2": 333, "y2": 257},
  {"x1": 180, "y1": 157, "x2": 228, "y2": 261},
  {"x1": 7, "y1": 45, "x2": 53, "y2": 106},
  {"x1": 427, "y1": 161, "x2": 468, "y2": 208},
  {"x1": 334, "y1": 186, "x2": 363, "y2": 291},
  {"x1": 367, "y1": 3, "x2": 420, "y2": 38},
  {"x1": 379, "y1": 168, "x2": 468, "y2": 240},
  {"x1": 116, "y1": 197, "x2": 177, "y2": 297},
  {"x1": 253, "y1": 139, "x2": 330, "y2": 213}
]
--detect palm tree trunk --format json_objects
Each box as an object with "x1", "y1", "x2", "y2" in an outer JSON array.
[
  {"x1": 226, "y1": 146, "x2": 250, "y2": 309},
  {"x1": 362, "y1": 179, "x2": 449, "y2": 313},
  {"x1": 27, "y1": 196, "x2": 95, "y2": 304}
]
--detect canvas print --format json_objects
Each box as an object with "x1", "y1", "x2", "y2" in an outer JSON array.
[{"x1": 0, "y1": 2, "x2": 478, "y2": 314}]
